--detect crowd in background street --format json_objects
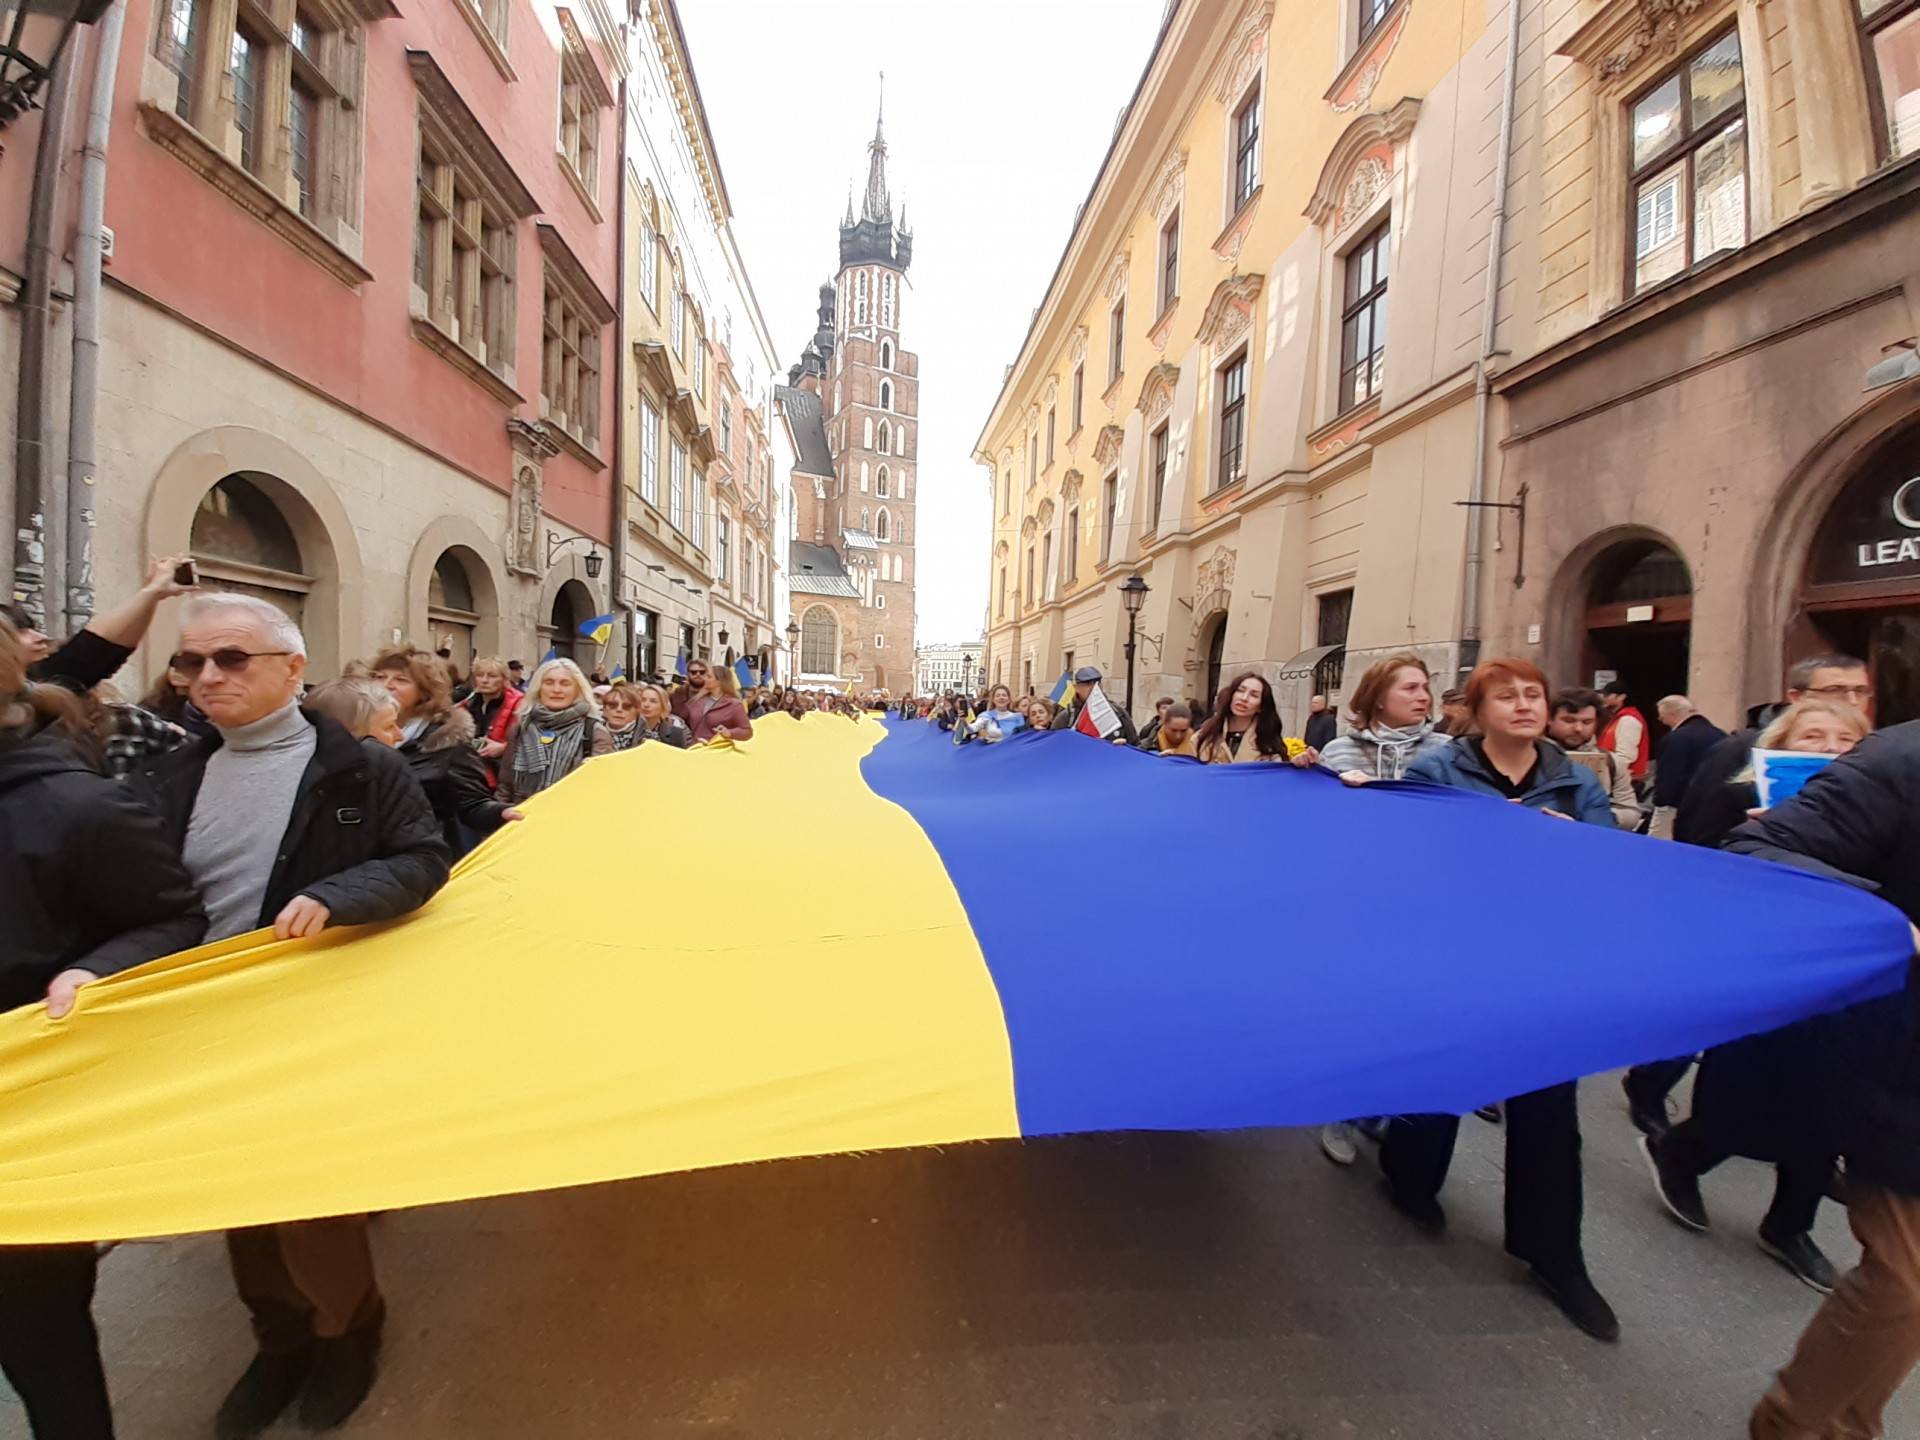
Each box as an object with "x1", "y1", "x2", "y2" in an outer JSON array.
[{"x1": 3, "y1": 562, "x2": 1920, "y2": 1440}]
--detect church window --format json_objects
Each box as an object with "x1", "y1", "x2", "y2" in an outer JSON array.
[
  {"x1": 856, "y1": 270, "x2": 870, "y2": 323},
  {"x1": 877, "y1": 465, "x2": 890, "y2": 498},
  {"x1": 880, "y1": 380, "x2": 893, "y2": 410},
  {"x1": 877, "y1": 420, "x2": 890, "y2": 453},
  {"x1": 862, "y1": 506, "x2": 870, "y2": 529},
  {"x1": 877, "y1": 508, "x2": 891, "y2": 541},
  {"x1": 880, "y1": 339, "x2": 894, "y2": 369},
  {"x1": 863, "y1": 416, "x2": 873, "y2": 448},
  {"x1": 800, "y1": 606, "x2": 836, "y2": 672},
  {"x1": 882, "y1": 272, "x2": 896, "y2": 327}
]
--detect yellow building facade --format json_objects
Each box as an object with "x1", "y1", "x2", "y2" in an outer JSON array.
[{"x1": 977, "y1": 0, "x2": 1543, "y2": 722}]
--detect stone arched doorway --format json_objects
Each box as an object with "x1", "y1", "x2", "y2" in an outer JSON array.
[
  {"x1": 427, "y1": 550, "x2": 483, "y2": 670},
  {"x1": 1579, "y1": 536, "x2": 1693, "y2": 728},
  {"x1": 1195, "y1": 610, "x2": 1229, "y2": 710},
  {"x1": 543, "y1": 579, "x2": 596, "y2": 665}
]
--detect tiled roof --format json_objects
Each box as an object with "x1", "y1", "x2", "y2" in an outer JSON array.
[
  {"x1": 790, "y1": 540, "x2": 861, "y2": 598},
  {"x1": 775, "y1": 385, "x2": 835, "y2": 478},
  {"x1": 841, "y1": 528, "x2": 878, "y2": 550}
]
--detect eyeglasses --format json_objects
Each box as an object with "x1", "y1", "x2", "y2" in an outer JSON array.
[
  {"x1": 168, "y1": 648, "x2": 293, "y2": 676},
  {"x1": 1803, "y1": 683, "x2": 1875, "y2": 702}
]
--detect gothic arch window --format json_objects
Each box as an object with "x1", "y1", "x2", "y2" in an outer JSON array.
[
  {"x1": 882, "y1": 273, "x2": 896, "y2": 327},
  {"x1": 876, "y1": 465, "x2": 890, "y2": 498},
  {"x1": 863, "y1": 416, "x2": 873, "y2": 448},
  {"x1": 800, "y1": 605, "x2": 837, "y2": 673},
  {"x1": 879, "y1": 380, "x2": 893, "y2": 411},
  {"x1": 856, "y1": 270, "x2": 870, "y2": 324},
  {"x1": 880, "y1": 338, "x2": 894, "y2": 369},
  {"x1": 877, "y1": 507, "x2": 891, "y2": 541},
  {"x1": 876, "y1": 420, "x2": 891, "y2": 454}
]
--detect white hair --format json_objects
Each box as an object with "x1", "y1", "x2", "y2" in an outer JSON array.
[
  {"x1": 180, "y1": 592, "x2": 307, "y2": 656},
  {"x1": 1656, "y1": 694, "x2": 1694, "y2": 721},
  {"x1": 525, "y1": 657, "x2": 599, "y2": 717}
]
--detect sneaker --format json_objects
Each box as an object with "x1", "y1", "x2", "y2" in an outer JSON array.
[
  {"x1": 296, "y1": 1326, "x2": 382, "y2": 1430},
  {"x1": 1354, "y1": 1116, "x2": 1391, "y2": 1144},
  {"x1": 1621, "y1": 1073, "x2": 1672, "y2": 1139},
  {"x1": 215, "y1": 1346, "x2": 315, "y2": 1440},
  {"x1": 1528, "y1": 1260, "x2": 1621, "y2": 1342},
  {"x1": 1474, "y1": 1104, "x2": 1503, "y2": 1125},
  {"x1": 1758, "y1": 1228, "x2": 1839, "y2": 1295},
  {"x1": 1640, "y1": 1134, "x2": 1710, "y2": 1232},
  {"x1": 1319, "y1": 1122, "x2": 1359, "y2": 1167},
  {"x1": 1381, "y1": 1177, "x2": 1446, "y2": 1235}
]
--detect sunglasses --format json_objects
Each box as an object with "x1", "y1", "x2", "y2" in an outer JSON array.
[{"x1": 169, "y1": 648, "x2": 293, "y2": 675}]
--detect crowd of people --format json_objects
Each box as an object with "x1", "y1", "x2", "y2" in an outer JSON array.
[{"x1": 2, "y1": 562, "x2": 1919, "y2": 1439}]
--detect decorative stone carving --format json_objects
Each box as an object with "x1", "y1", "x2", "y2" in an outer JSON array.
[
  {"x1": 1060, "y1": 469, "x2": 1085, "y2": 502},
  {"x1": 1036, "y1": 497, "x2": 1056, "y2": 524},
  {"x1": 1305, "y1": 99, "x2": 1421, "y2": 226},
  {"x1": 1135, "y1": 362, "x2": 1180, "y2": 423},
  {"x1": 507, "y1": 462, "x2": 544, "y2": 576},
  {"x1": 1328, "y1": 1, "x2": 1412, "y2": 113},
  {"x1": 1213, "y1": 2, "x2": 1274, "y2": 102},
  {"x1": 1069, "y1": 325, "x2": 1089, "y2": 366},
  {"x1": 994, "y1": 539, "x2": 1009, "y2": 558},
  {"x1": 1021, "y1": 515, "x2": 1039, "y2": 539},
  {"x1": 1093, "y1": 424, "x2": 1126, "y2": 468},
  {"x1": 1339, "y1": 157, "x2": 1391, "y2": 230},
  {"x1": 1103, "y1": 249, "x2": 1131, "y2": 303},
  {"x1": 1601, "y1": 0, "x2": 1708, "y2": 78},
  {"x1": 1196, "y1": 273, "x2": 1266, "y2": 356},
  {"x1": 1196, "y1": 544, "x2": 1237, "y2": 600},
  {"x1": 1044, "y1": 374, "x2": 1059, "y2": 408},
  {"x1": 1148, "y1": 148, "x2": 1187, "y2": 224}
]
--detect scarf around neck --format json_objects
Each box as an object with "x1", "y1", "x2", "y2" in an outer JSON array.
[{"x1": 510, "y1": 699, "x2": 592, "y2": 793}]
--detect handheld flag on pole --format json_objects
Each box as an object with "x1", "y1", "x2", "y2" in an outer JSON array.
[
  {"x1": 578, "y1": 613, "x2": 615, "y2": 646},
  {"x1": 540, "y1": 647, "x2": 558, "y2": 665},
  {"x1": 610, "y1": 664, "x2": 625, "y2": 681},
  {"x1": 1075, "y1": 683, "x2": 1124, "y2": 740},
  {"x1": 734, "y1": 657, "x2": 754, "y2": 692},
  {"x1": 675, "y1": 650, "x2": 688, "y2": 679},
  {"x1": 1048, "y1": 670, "x2": 1071, "y2": 705}
]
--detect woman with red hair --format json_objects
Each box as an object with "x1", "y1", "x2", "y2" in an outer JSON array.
[{"x1": 1377, "y1": 658, "x2": 1620, "y2": 1342}]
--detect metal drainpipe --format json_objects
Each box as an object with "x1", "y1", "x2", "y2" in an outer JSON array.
[
  {"x1": 608, "y1": 72, "x2": 631, "y2": 678},
  {"x1": 1459, "y1": 0, "x2": 1523, "y2": 676},
  {"x1": 9, "y1": 46, "x2": 76, "y2": 632},
  {"x1": 64, "y1": 0, "x2": 125, "y2": 634}
]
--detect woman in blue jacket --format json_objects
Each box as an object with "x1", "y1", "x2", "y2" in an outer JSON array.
[{"x1": 1382, "y1": 658, "x2": 1620, "y2": 1343}]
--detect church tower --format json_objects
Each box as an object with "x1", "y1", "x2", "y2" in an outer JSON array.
[{"x1": 822, "y1": 94, "x2": 917, "y2": 693}]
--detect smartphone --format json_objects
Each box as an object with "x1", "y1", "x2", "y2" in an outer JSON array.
[{"x1": 173, "y1": 559, "x2": 198, "y2": 587}]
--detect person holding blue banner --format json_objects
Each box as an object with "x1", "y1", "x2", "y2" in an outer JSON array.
[
  {"x1": 964, "y1": 685, "x2": 1026, "y2": 744},
  {"x1": 674, "y1": 658, "x2": 753, "y2": 745},
  {"x1": 1377, "y1": 658, "x2": 1621, "y2": 1342},
  {"x1": 498, "y1": 659, "x2": 612, "y2": 804}
]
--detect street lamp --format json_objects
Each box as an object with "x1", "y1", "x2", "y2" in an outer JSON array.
[
  {"x1": 786, "y1": 617, "x2": 800, "y2": 680},
  {"x1": 0, "y1": 0, "x2": 108, "y2": 133},
  {"x1": 961, "y1": 652, "x2": 973, "y2": 695},
  {"x1": 1120, "y1": 573, "x2": 1150, "y2": 717},
  {"x1": 546, "y1": 530, "x2": 604, "y2": 579}
]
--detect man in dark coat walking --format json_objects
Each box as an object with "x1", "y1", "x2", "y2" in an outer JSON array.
[
  {"x1": 1717, "y1": 722, "x2": 1920, "y2": 1439},
  {"x1": 1648, "y1": 695, "x2": 1725, "y2": 839},
  {"x1": 137, "y1": 594, "x2": 447, "y2": 1440}
]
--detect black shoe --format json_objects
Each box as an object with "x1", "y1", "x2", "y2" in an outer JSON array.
[
  {"x1": 1528, "y1": 1260, "x2": 1620, "y2": 1342},
  {"x1": 296, "y1": 1325, "x2": 382, "y2": 1430},
  {"x1": 1639, "y1": 1134, "x2": 1710, "y2": 1232},
  {"x1": 1381, "y1": 1176, "x2": 1446, "y2": 1235},
  {"x1": 1621, "y1": 1074, "x2": 1671, "y2": 1138},
  {"x1": 215, "y1": 1346, "x2": 315, "y2": 1440},
  {"x1": 1474, "y1": 1104, "x2": 1503, "y2": 1125},
  {"x1": 1758, "y1": 1227, "x2": 1838, "y2": 1295}
]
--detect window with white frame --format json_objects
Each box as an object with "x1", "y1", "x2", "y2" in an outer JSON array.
[
  {"x1": 1216, "y1": 351, "x2": 1248, "y2": 489},
  {"x1": 1101, "y1": 473, "x2": 1119, "y2": 563},
  {"x1": 1046, "y1": 407, "x2": 1056, "y2": 465},
  {"x1": 1339, "y1": 219, "x2": 1390, "y2": 412},
  {"x1": 1064, "y1": 506, "x2": 1079, "y2": 583},
  {"x1": 1232, "y1": 83, "x2": 1261, "y2": 211},
  {"x1": 671, "y1": 284, "x2": 685, "y2": 357},
  {"x1": 639, "y1": 397, "x2": 660, "y2": 505},
  {"x1": 1158, "y1": 209, "x2": 1180, "y2": 313},
  {"x1": 877, "y1": 465, "x2": 890, "y2": 498},
  {"x1": 877, "y1": 508, "x2": 891, "y2": 541},
  {"x1": 669, "y1": 439, "x2": 686, "y2": 531},
  {"x1": 880, "y1": 380, "x2": 893, "y2": 411},
  {"x1": 882, "y1": 272, "x2": 896, "y2": 327},
  {"x1": 880, "y1": 338, "x2": 894, "y2": 368},
  {"x1": 874, "y1": 634, "x2": 885, "y2": 649},
  {"x1": 540, "y1": 267, "x2": 601, "y2": 452},
  {"x1": 717, "y1": 515, "x2": 730, "y2": 587},
  {"x1": 1072, "y1": 364, "x2": 1085, "y2": 432},
  {"x1": 1109, "y1": 297, "x2": 1125, "y2": 385},
  {"x1": 692, "y1": 473, "x2": 706, "y2": 548},
  {"x1": 1628, "y1": 27, "x2": 1747, "y2": 296},
  {"x1": 1150, "y1": 423, "x2": 1170, "y2": 527},
  {"x1": 457, "y1": 0, "x2": 508, "y2": 47}
]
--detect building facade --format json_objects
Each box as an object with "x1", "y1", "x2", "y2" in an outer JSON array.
[
  {"x1": 615, "y1": 0, "x2": 784, "y2": 684},
  {"x1": 3, "y1": 0, "x2": 626, "y2": 680},
  {"x1": 977, "y1": 0, "x2": 1541, "y2": 723},
  {"x1": 777, "y1": 108, "x2": 919, "y2": 694},
  {"x1": 1481, "y1": 0, "x2": 1920, "y2": 730},
  {"x1": 914, "y1": 640, "x2": 986, "y2": 696}
]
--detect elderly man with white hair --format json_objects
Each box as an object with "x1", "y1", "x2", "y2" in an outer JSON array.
[
  {"x1": 1648, "y1": 694, "x2": 1726, "y2": 841},
  {"x1": 133, "y1": 592, "x2": 448, "y2": 1439}
]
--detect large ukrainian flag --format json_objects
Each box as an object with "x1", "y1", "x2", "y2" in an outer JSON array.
[{"x1": 0, "y1": 715, "x2": 1908, "y2": 1243}]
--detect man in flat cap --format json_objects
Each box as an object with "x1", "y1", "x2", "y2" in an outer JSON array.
[{"x1": 1050, "y1": 664, "x2": 1139, "y2": 744}]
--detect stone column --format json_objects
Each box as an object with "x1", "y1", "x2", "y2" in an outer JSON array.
[{"x1": 1782, "y1": 0, "x2": 1878, "y2": 207}]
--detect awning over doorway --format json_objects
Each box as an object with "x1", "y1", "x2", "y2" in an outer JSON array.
[{"x1": 1276, "y1": 643, "x2": 1343, "y2": 680}]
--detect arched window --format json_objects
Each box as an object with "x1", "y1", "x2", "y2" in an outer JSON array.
[
  {"x1": 879, "y1": 380, "x2": 893, "y2": 411},
  {"x1": 882, "y1": 273, "x2": 896, "y2": 327},
  {"x1": 876, "y1": 420, "x2": 890, "y2": 454},
  {"x1": 880, "y1": 339, "x2": 894, "y2": 369},
  {"x1": 192, "y1": 473, "x2": 303, "y2": 573},
  {"x1": 800, "y1": 605, "x2": 836, "y2": 673},
  {"x1": 856, "y1": 271, "x2": 870, "y2": 323},
  {"x1": 863, "y1": 416, "x2": 873, "y2": 448},
  {"x1": 428, "y1": 549, "x2": 480, "y2": 668},
  {"x1": 876, "y1": 465, "x2": 890, "y2": 498},
  {"x1": 876, "y1": 507, "x2": 891, "y2": 541},
  {"x1": 862, "y1": 506, "x2": 870, "y2": 530}
]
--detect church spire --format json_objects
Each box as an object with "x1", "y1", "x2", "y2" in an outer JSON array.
[{"x1": 861, "y1": 74, "x2": 890, "y2": 224}]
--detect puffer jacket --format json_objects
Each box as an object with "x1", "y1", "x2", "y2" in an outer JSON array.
[
  {"x1": 1318, "y1": 720, "x2": 1451, "y2": 780},
  {"x1": 136, "y1": 710, "x2": 449, "y2": 929},
  {"x1": 1406, "y1": 736, "x2": 1616, "y2": 826},
  {"x1": 1, "y1": 727, "x2": 207, "y2": 1010},
  {"x1": 398, "y1": 706, "x2": 509, "y2": 858}
]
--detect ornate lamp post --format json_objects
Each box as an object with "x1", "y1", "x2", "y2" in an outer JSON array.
[
  {"x1": 546, "y1": 531, "x2": 604, "y2": 578},
  {"x1": 961, "y1": 651, "x2": 974, "y2": 696},
  {"x1": 786, "y1": 617, "x2": 800, "y2": 684},
  {"x1": 0, "y1": 0, "x2": 108, "y2": 134},
  {"x1": 1120, "y1": 573, "x2": 1150, "y2": 717}
]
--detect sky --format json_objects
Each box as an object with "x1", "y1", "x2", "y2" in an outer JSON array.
[{"x1": 678, "y1": 0, "x2": 1169, "y2": 646}]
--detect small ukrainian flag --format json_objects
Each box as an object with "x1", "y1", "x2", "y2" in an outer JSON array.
[{"x1": 578, "y1": 613, "x2": 615, "y2": 645}]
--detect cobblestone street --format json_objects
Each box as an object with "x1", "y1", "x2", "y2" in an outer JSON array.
[{"x1": 5, "y1": 1080, "x2": 1900, "y2": 1440}]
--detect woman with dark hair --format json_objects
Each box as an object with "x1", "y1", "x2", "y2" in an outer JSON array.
[
  {"x1": 0, "y1": 615, "x2": 207, "y2": 1439},
  {"x1": 372, "y1": 646, "x2": 516, "y2": 855},
  {"x1": 1193, "y1": 671, "x2": 1287, "y2": 764},
  {"x1": 1377, "y1": 658, "x2": 1620, "y2": 1343}
]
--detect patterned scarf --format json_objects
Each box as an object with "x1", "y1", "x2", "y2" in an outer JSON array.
[{"x1": 509, "y1": 699, "x2": 592, "y2": 796}]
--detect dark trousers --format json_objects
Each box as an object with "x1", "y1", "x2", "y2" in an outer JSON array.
[
  {"x1": 1664, "y1": 1117, "x2": 1828, "y2": 1236},
  {"x1": 0, "y1": 1243, "x2": 114, "y2": 1440},
  {"x1": 1626, "y1": 1055, "x2": 1695, "y2": 1108},
  {"x1": 1382, "y1": 1080, "x2": 1584, "y2": 1269},
  {"x1": 226, "y1": 1217, "x2": 382, "y2": 1355}
]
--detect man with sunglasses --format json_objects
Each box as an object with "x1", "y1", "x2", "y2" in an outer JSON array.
[{"x1": 133, "y1": 593, "x2": 448, "y2": 1439}]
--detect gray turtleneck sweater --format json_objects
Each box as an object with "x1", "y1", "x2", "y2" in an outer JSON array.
[{"x1": 183, "y1": 700, "x2": 317, "y2": 940}]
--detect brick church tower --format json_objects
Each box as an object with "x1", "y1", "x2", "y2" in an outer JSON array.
[{"x1": 779, "y1": 97, "x2": 918, "y2": 693}]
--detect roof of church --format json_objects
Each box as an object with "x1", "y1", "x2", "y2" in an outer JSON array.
[
  {"x1": 775, "y1": 385, "x2": 835, "y2": 478},
  {"x1": 841, "y1": 528, "x2": 878, "y2": 550},
  {"x1": 789, "y1": 540, "x2": 860, "y2": 598}
]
